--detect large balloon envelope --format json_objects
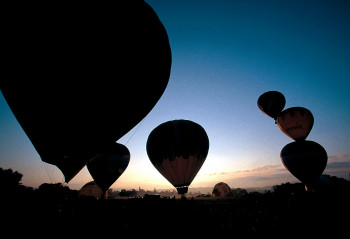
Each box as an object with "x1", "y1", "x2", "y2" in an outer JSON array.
[
  {"x1": 1, "y1": 2, "x2": 171, "y2": 182},
  {"x1": 276, "y1": 107, "x2": 314, "y2": 141},
  {"x1": 280, "y1": 140, "x2": 327, "y2": 186},
  {"x1": 257, "y1": 91, "x2": 286, "y2": 119},
  {"x1": 87, "y1": 143, "x2": 130, "y2": 193},
  {"x1": 146, "y1": 120, "x2": 209, "y2": 194}
]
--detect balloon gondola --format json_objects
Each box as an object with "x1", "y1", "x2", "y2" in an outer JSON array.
[{"x1": 146, "y1": 120, "x2": 209, "y2": 195}]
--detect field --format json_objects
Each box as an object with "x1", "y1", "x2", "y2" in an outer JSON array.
[{"x1": 2, "y1": 189, "x2": 348, "y2": 235}]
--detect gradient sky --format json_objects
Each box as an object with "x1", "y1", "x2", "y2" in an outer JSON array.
[{"x1": 1, "y1": 0, "x2": 350, "y2": 190}]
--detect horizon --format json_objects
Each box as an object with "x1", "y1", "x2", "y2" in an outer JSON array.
[{"x1": 3, "y1": 153, "x2": 348, "y2": 192}]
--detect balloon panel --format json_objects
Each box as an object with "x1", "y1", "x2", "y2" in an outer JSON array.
[
  {"x1": 1, "y1": 1, "x2": 171, "y2": 182},
  {"x1": 147, "y1": 120, "x2": 209, "y2": 163},
  {"x1": 277, "y1": 107, "x2": 314, "y2": 141},
  {"x1": 147, "y1": 120, "x2": 209, "y2": 194},
  {"x1": 280, "y1": 140, "x2": 327, "y2": 185},
  {"x1": 155, "y1": 155, "x2": 206, "y2": 189},
  {"x1": 257, "y1": 91, "x2": 286, "y2": 119}
]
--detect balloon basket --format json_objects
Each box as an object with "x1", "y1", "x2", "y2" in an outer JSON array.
[
  {"x1": 176, "y1": 186, "x2": 189, "y2": 195},
  {"x1": 305, "y1": 182, "x2": 320, "y2": 192}
]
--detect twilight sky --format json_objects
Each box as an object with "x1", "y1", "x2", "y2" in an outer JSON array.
[{"x1": 1, "y1": 0, "x2": 349, "y2": 190}]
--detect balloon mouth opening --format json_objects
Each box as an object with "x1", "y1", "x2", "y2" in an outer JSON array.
[{"x1": 176, "y1": 185, "x2": 189, "y2": 195}]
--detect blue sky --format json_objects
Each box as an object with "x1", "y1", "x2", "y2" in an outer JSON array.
[{"x1": 1, "y1": 0, "x2": 349, "y2": 190}]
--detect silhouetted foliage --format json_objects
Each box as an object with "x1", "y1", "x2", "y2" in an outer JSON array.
[
  {"x1": 0, "y1": 167, "x2": 33, "y2": 198},
  {"x1": 1, "y1": 167, "x2": 349, "y2": 234},
  {"x1": 229, "y1": 187, "x2": 248, "y2": 197},
  {"x1": 36, "y1": 183, "x2": 78, "y2": 200},
  {"x1": 272, "y1": 182, "x2": 305, "y2": 196},
  {"x1": 0, "y1": 167, "x2": 22, "y2": 188}
]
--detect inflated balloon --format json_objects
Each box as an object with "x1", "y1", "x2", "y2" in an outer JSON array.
[
  {"x1": 276, "y1": 107, "x2": 314, "y2": 141},
  {"x1": 1, "y1": 2, "x2": 171, "y2": 182},
  {"x1": 78, "y1": 181, "x2": 105, "y2": 199},
  {"x1": 87, "y1": 143, "x2": 130, "y2": 192},
  {"x1": 212, "y1": 182, "x2": 231, "y2": 197},
  {"x1": 146, "y1": 120, "x2": 209, "y2": 194},
  {"x1": 280, "y1": 140, "x2": 327, "y2": 186},
  {"x1": 257, "y1": 91, "x2": 286, "y2": 119}
]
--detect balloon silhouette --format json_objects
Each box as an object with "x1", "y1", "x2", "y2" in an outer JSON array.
[
  {"x1": 78, "y1": 181, "x2": 105, "y2": 200},
  {"x1": 87, "y1": 143, "x2": 130, "y2": 193},
  {"x1": 212, "y1": 182, "x2": 231, "y2": 197},
  {"x1": 146, "y1": 120, "x2": 209, "y2": 194},
  {"x1": 257, "y1": 91, "x2": 286, "y2": 119},
  {"x1": 281, "y1": 140, "x2": 327, "y2": 186},
  {"x1": 276, "y1": 107, "x2": 314, "y2": 141},
  {"x1": 1, "y1": 2, "x2": 171, "y2": 182}
]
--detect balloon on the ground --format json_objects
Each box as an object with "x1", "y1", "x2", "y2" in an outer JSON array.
[
  {"x1": 78, "y1": 181, "x2": 106, "y2": 199},
  {"x1": 212, "y1": 182, "x2": 231, "y2": 197},
  {"x1": 146, "y1": 120, "x2": 209, "y2": 194}
]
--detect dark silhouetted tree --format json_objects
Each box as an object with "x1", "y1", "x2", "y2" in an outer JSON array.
[{"x1": 0, "y1": 167, "x2": 23, "y2": 188}]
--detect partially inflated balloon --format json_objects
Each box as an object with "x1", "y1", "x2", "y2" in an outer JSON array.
[
  {"x1": 78, "y1": 181, "x2": 105, "y2": 199},
  {"x1": 257, "y1": 91, "x2": 286, "y2": 119},
  {"x1": 87, "y1": 143, "x2": 130, "y2": 193},
  {"x1": 1, "y1": 1, "x2": 171, "y2": 182},
  {"x1": 146, "y1": 120, "x2": 209, "y2": 194},
  {"x1": 212, "y1": 182, "x2": 231, "y2": 197},
  {"x1": 280, "y1": 140, "x2": 327, "y2": 186},
  {"x1": 276, "y1": 107, "x2": 314, "y2": 141}
]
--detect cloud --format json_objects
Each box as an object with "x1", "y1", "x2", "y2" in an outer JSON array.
[
  {"x1": 196, "y1": 154, "x2": 350, "y2": 188},
  {"x1": 324, "y1": 154, "x2": 350, "y2": 180},
  {"x1": 328, "y1": 154, "x2": 350, "y2": 162},
  {"x1": 326, "y1": 161, "x2": 350, "y2": 169},
  {"x1": 197, "y1": 164, "x2": 295, "y2": 188}
]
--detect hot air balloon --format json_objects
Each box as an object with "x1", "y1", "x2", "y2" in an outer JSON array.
[
  {"x1": 78, "y1": 181, "x2": 105, "y2": 199},
  {"x1": 146, "y1": 120, "x2": 209, "y2": 195},
  {"x1": 280, "y1": 140, "x2": 327, "y2": 187},
  {"x1": 257, "y1": 91, "x2": 286, "y2": 119},
  {"x1": 276, "y1": 107, "x2": 314, "y2": 141},
  {"x1": 87, "y1": 143, "x2": 130, "y2": 193},
  {"x1": 212, "y1": 182, "x2": 231, "y2": 197},
  {"x1": 1, "y1": 1, "x2": 171, "y2": 182}
]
